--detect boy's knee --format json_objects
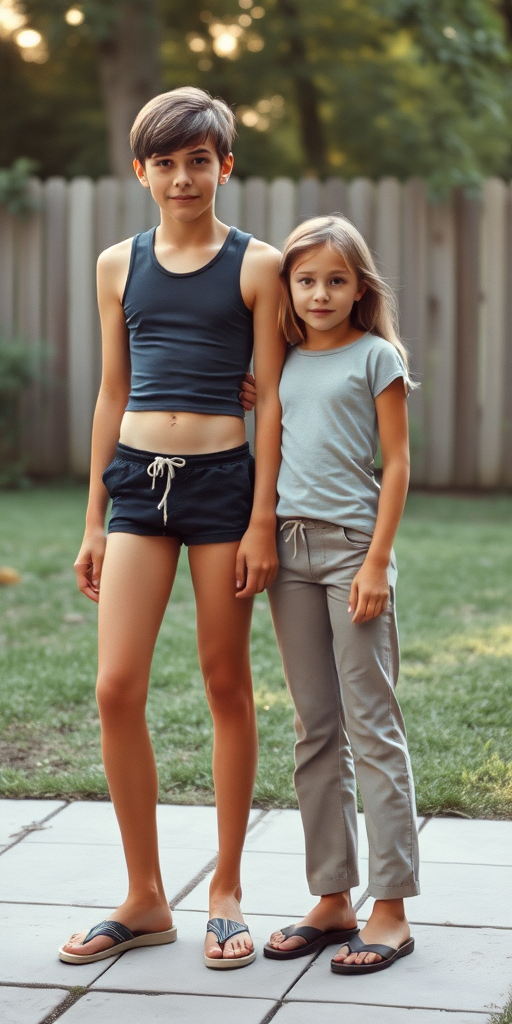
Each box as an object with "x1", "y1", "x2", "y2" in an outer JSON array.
[
  {"x1": 96, "y1": 670, "x2": 145, "y2": 718},
  {"x1": 203, "y1": 663, "x2": 250, "y2": 710}
]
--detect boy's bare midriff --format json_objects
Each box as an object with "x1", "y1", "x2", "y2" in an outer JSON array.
[{"x1": 120, "y1": 409, "x2": 246, "y2": 455}]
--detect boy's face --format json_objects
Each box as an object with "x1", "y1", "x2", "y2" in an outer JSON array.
[{"x1": 134, "y1": 139, "x2": 233, "y2": 221}]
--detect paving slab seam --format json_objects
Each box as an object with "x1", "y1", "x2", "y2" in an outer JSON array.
[
  {"x1": 257, "y1": 999, "x2": 285, "y2": 1024},
  {"x1": 38, "y1": 987, "x2": 88, "y2": 1024},
  {"x1": 0, "y1": 802, "x2": 70, "y2": 856},
  {"x1": 90, "y1": 986, "x2": 276, "y2": 1000},
  {"x1": 406, "y1": 920, "x2": 512, "y2": 931},
  {"x1": 0, "y1": 982, "x2": 76, "y2": 992},
  {"x1": 283, "y1": 998, "x2": 489, "y2": 1014}
]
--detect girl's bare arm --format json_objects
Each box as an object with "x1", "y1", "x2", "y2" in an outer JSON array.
[
  {"x1": 74, "y1": 242, "x2": 131, "y2": 602},
  {"x1": 349, "y1": 377, "x2": 410, "y2": 624}
]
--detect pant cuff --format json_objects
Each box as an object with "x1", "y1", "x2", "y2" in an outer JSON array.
[
  {"x1": 309, "y1": 872, "x2": 360, "y2": 897},
  {"x1": 368, "y1": 880, "x2": 420, "y2": 900}
]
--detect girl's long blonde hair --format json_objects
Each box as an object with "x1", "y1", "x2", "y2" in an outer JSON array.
[{"x1": 278, "y1": 214, "x2": 414, "y2": 379}]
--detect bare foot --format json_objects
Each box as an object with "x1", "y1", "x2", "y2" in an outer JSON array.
[
  {"x1": 205, "y1": 886, "x2": 253, "y2": 962},
  {"x1": 268, "y1": 891, "x2": 357, "y2": 953},
  {"x1": 60, "y1": 897, "x2": 173, "y2": 958},
  {"x1": 332, "y1": 898, "x2": 410, "y2": 967}
]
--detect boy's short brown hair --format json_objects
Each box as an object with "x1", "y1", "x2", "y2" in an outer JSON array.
[{"x1": 130, "y1": 87, "x2": 236, "y2": 164}]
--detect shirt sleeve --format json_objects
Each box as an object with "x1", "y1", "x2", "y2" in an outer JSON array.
[{"x1": 370, "y1": 342, "x2": 411, "y2": 399}]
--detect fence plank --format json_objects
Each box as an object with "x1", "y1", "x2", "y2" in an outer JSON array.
[
  {"x1": 121, "y1": 177, "x2": 147, "y2": 240},
  {"x1": 322, "y1": 177, "x2": 348, "y2": 216},
  {"x1": 68, "y1": 178, "x2": 96, "y2": 476},
  {"x1": 503, "y1": 183, "x2": 512, "y2": 486},
  {"x1": 17, "y1": 180, "x2": 43, "y2": 470},
  {"x1": 348, "y1": 178, "x2": 375, "y2": 244},
  {"x1": 297, "y1": 178, "x2": 321, "y2": 222},
  {"x1": 243, "y1": 177, "x2": 267, "y2": 240},
  {"x1": 401, "y1": 179, "x2": 428, "y2": 482},
  {"x1": 374, "y1": 178, "x2": 401, "y2": 290},
  {"x1": 0, "y1": 208, "x2": 15, "y2": 337},
  {"x1": 42, "y1": 178, "x2": 68, "y2": 475},
  {"x1": 426, "y1": 198, "x2": 456, "y2": 486},
  {"x1": 454, "y1": 191, "x2": 481, "y2": 486},
  {"x1": 216, "y1": 177, "x2": 242, "y2": 228},
  {"x1": 478, "y1": 179, "x2": 508, "y2": 486},
  {"x1": 96, "y1": 177, "x2": 121, "y2": 255},
  {"x1": 269, "y1": 178, "x2": 296, "y2": 250}
]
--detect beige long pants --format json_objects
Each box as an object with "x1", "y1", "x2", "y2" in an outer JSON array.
[{"x1": 268, "y1": 518, "x2": 420, "y2": 900}]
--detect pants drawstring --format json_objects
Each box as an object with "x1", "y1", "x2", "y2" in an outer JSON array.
[
  {"x1": 147, "y1": 456, "x2": 186, "y2": 524},
  {"x1": 281, "y1": 519, "x2": 307, "y2": 559}
]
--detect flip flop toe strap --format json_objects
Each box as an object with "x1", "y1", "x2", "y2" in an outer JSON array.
[
  {"x1": 281, "y1": 925, "x2": 325, "y2": 943},
  {"x1": 82, "y1": 921, "x2": 134, "y2": 947},
  {"x1": 342, "y1": 935, "x2": 395, "y2": 960},
  {"x1": 206, "y1": 918, "x2": 251, "y2": 945}
]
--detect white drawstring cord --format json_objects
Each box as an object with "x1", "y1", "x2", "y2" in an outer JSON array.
[
  {"x1": 281, "y1": 519, "x2": 306, "y2": 559},
  {"x1": 147, "y1": 456, "x2": 186, "y2": 524}
]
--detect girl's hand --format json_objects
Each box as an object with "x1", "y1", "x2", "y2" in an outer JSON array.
[
  {"x1": 349, "y1": 558, "x2": 389, "y2": 624},
  {"x1": 239, "y1": 372, "x2": 256, "y2": 412},
  {"x1": 235, "y1": 519, "x2": 278, "y2": 598},
  {"x1": 74, "y1": 528, "x2": 107, "y2": 603}
]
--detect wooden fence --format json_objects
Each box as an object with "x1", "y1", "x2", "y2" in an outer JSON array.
[{"x1": 1, "y1": 175, "x2": 511, "y2": 486}]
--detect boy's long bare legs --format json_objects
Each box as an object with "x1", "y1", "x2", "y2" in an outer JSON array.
[
  {"x1": 189, "y1": 542, "x2": 257, "y2": 962},
  {"x1": 61, "y1": 533, "x2": 181, "y2": 958}
]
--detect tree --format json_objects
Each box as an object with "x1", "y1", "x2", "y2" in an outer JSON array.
[{"x1": 1, "y1": 0, "x2": 511, "y2": 185}]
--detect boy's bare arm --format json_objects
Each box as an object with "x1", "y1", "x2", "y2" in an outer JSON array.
[
  {"x1": 236, "y1": 242, "x2": 285, "y2": 597},
  {"x1": 75, "y1": 241, "x2": 132, "y2": 601}
]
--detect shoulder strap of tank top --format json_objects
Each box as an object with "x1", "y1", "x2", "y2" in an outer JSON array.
[{"x1": 227, "y1": 228, "x2": 252, "y2": 272}]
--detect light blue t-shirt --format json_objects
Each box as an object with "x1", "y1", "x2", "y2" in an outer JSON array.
[{"x1": 276, "y1": 332, "x2": 410, "y2": 534}]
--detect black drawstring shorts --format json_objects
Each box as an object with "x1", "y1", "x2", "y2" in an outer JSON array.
[{"x1": 102, "y1": 441, "x2": 255, "y2": 545}]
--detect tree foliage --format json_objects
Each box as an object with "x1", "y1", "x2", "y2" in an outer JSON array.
[{"x1": 0, "y1": 0, "x2": 511, "y2": 184}]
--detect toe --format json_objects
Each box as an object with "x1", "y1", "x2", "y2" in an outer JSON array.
[
  {"x1": 205, "y1": 940, "x2": 223, "y2": 960},
  {"x1": 332, "y1": 944, "x2": 349, "y2": 963}
]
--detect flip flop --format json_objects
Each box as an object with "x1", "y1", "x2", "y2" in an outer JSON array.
[
  {"x1": 58, "y1": 919, "x2": 177, "y2": 964},
  {"x1": 330, "y1": 934, "x2": 415, "y2": 974},
  {"x1": 264, "y1": 924, "x2": 360, "y2": 961},
  {"x1": 205, "y1": 917, "x2": 256, "y2": 969}
]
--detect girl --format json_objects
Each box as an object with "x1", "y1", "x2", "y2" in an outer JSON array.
[
  {"x1": 264, "y1": 215, "x2": 420, "y2": 975},
  {"x1": 58, "y1": 88, "x2": 283, "y2": 970}
]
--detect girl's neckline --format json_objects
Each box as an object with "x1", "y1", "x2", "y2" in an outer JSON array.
[
  {"x1": 148, "y1": 225, "x2": 236, "y2": 278},
  {"x1": 295, "y1": 331, "x2": 371, "y2": 355}
]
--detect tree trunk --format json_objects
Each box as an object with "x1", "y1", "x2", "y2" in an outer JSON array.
[
  {"x1": 276, "y1": 0, "x2": 327, "y2": 176},
  {"x1": 98, "y1": 1, "x2": 162, "y2": 177}
]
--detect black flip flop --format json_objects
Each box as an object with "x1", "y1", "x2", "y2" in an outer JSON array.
[
  {"x1": 264, "y1": 924, "x2": 359, "y2": 961},
  {"x1": 330, "y1": 934, "x2": 415, "y2": 974}
]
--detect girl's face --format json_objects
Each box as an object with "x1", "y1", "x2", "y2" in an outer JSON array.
[{"x1": 290, "y1": 244, "x2": 366, "y2": 344}]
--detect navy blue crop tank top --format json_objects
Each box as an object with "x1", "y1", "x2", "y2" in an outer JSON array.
[{"x1": 123, "y1": 226, "x2": 253, "y2": 417}]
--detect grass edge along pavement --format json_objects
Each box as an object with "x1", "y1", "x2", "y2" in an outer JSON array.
[{"x1": 0, "y1": 487, "x2": 511, "y2": 818}]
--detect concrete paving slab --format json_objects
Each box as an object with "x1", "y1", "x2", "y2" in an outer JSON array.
[
  {"x1": 390, "y1": 861, "x2": 512, "y2": 928},
  {"x1": 0, "y1": 800, "x2": 65, "y2": 847},
  {"x1": 0, "y1": 903, "x2": 122, "y2": 986},
  {"x1": 179, "y1": 850, "x2": 366, "y2": 916},
  {"x1": 58, "y1": 991, "x2": 275, "y2": 1023},
  {"x1": 93, "y1": 910, "x2": 314, "y2": 999},
  {"x1": 0, "y1": 986, "x2": 68, "y2": 1024},
  {"x1": 274, "y1": 1003, "x2": 487, "y2": 1023},
  {"x1": 23, "y1": 801, "x2": 259, "y2": 851},
  {"x1": 0, "y1": 841, "x2": 216, "y2": 907},
  {"x1": 420, "y1": 817, "x2": 512, "y2": 865},
  {"x1": 288, "y1": 923, "x2": 511, "y2": 1012}
]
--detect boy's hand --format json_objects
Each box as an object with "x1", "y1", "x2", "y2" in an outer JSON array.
[
  {"x1": 74, "y1": 528, "x2": 106, "y2": 603},
  {"x1": 349, "y1": 558, "x2": 389, "y2": 624},
  {"x1": 239, "y1": 372, "x2": 256, "y2": 412},
  {"x1": 235, "y1": 519, "x2": 278, "y2": 597}
]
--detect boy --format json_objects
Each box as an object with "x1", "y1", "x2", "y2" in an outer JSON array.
[{"x1": 59, "y1": 87, "x2": 284, "y2": 968}]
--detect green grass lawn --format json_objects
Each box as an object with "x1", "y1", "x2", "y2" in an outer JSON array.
[{"x1": 0, "y1": 487, "x2": 511, "y2": 817}]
